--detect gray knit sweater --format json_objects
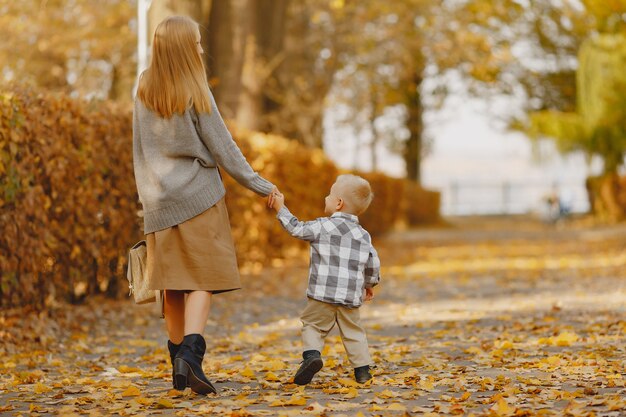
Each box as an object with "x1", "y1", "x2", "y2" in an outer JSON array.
[{"x1": 133, "y1": 90, "x2": 274, "y2": 234}]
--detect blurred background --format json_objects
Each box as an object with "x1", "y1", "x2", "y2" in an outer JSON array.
[
  {"x1": 2, "y1": 0, "x2": 625, "y2": 217},
  {"x1": 1, "y1": 0, "x2": 626, "y2": 307}
]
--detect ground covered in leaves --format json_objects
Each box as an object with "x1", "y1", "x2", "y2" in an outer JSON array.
[{"x1": 2, "y1": 216, "x2": 626, "y2": 416}]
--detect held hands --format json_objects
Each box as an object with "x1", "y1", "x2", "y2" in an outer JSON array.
[
  {"x1": 364, "y1": 287, "x2": 374, "y2": 302},
  {"x1": 267, "y1": 186, "x2": 285, "y2": 212},
  {"x1": 266, "y1": 186, "x2": 279, "y2": 208}
]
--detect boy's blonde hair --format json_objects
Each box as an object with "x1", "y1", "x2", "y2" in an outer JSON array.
[
  {"x1": 336, "y1": 174, "x2": 374, "y2": 215},
  {"x1": 138, "y1": 16, "x2": 212, "y2": 118}
]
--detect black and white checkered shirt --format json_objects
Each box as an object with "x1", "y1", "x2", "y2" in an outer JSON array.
[{"x1": 277, "y1": 207, "x2": 381, "y2": 308}]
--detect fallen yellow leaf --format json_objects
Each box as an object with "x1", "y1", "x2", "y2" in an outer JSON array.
[
  {"x1": 343, "y1": 387, "x2": 358, "y2": 398},
  {"x1": 269, "y1": 395, "x2": 306, "y2": 406},
  {"x1": 156, "y1": 398, "x2": 175, "y2": 409},
  {"x1": 264, "y1": 372, "x2": 280, "y2": 382},
  {"x1": 263, "y1": 360, "x2": 286, "y2": 371},
  {"x1": 554, "y1": 332, "x2": 579, "y2": 346},
  {"x1": 491, "y1": 398, "x2": 515, "y2": 416},
  {"x1": 33, "y1": 383, "x2": 52, "y2": 394},
  {"x1": 337, "y1": 378, "x2": 360, "y2": 388},
  {"x1": 118, "y1": 365, "x2": 141, "y2": 373},
  {"x1": 420, "y1": 378, "x2": 435, "y2": 391},
  {"x1": 122, "y1": 386, "x2": 141, "y2": 397},
  {"x1": 495, "y1": 340, "x2": 514, "y2": 350},
  {"x1": 135, "y1": 397, "x2": 153, "y2": 406},
  {"x1": 376, "y1": 389, "x2": 400, "y2": 399}
]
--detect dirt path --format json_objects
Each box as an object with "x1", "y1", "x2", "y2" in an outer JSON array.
[{"x1": 2, "y1": 216, "x2": 625, "y2": 416}]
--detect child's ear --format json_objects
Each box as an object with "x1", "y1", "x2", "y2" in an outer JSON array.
[{"x1": 336, "y1": 198, "x2": 344, "y2": 210}]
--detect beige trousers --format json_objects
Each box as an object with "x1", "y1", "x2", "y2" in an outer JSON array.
[{"x1": 300, "y1": 298, "x2": 372, "y2": 368}]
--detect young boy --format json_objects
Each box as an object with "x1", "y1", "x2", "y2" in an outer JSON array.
[{"x1": 269, "y1": 174, "x2": 381, "y2": 385}]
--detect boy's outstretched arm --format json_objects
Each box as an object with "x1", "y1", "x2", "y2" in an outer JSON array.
[
  {"x1": 364, "y1": 245, "x2": 381, "y2": 288},
  {"x1": 270, "y1": 192, "x2": 323, "y2": 242}
]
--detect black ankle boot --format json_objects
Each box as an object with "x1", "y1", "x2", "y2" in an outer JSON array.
[
  {"x1": 167, "y1": 340, "x2": 182, "y2": 389},
  {"x1": 293, "y1": 350, "x2": 323, "y2": 386},
  {"x1": 173, "y1": 334, "x2": 217, "y2": 395}
]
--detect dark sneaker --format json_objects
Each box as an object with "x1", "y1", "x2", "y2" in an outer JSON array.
[
  {"x1": 293, "y1": 352, "x2": 323, "y2": 385},
  {"x1": 354, "y1": 365, "x2": 372, "y2": 384}
]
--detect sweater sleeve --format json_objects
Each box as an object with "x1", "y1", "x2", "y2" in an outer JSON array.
[{"x1": 194, "y1": 89, "x2": 274, "y2": 196}]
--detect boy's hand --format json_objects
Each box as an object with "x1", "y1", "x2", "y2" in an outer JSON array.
[
  {"x1": 364, "y1": 287, "x2": 374, "y2": 301},
  {"x1": 269, "y1": 191, "x2": 285, "y2": 212}
]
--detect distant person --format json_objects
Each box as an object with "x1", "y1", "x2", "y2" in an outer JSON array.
[
  {"x1": 268, "y1": 174, "x2": 381, "y2": 385},
  {"x1": 543, "y1": 188, "x2": 569, "y2": 223},
  {"x1": 133, "y1": 16, "x2": 277, "y2": 395},
  {"x1": 544, "y1": 191, "x2": 560, "y2": 222}
]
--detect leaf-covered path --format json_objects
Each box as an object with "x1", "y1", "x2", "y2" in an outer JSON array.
[{"x1": 2, "y1": 217, "x2": 626, "y2": 416}]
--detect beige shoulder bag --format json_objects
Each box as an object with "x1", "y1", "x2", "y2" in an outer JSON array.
[{"x1": 127, "y1": 241, "x2": 164, "y2": 317}]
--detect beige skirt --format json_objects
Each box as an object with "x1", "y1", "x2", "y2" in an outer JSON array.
[{"x1": 146, "y1": 198, "x2": 241, "y2": 293}]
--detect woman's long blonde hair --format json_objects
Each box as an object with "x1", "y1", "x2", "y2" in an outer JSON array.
[{"x1": 137, "y1": 16, "x2": 211, "y2": 118}]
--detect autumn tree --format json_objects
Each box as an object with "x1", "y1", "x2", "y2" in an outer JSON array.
[
  {"x1": 425, "y1": 0, "x2": 626, "y2": 218},
  {"x1": 318, "y1": 1, "x2": 434, "y2": 181},
  {"x1": 428, "y1": 0, "x2": 594, "y2": 117},
  {"x1": 527, "y1": 2, "x2": 626, "y2": 220},
  {"x1": 148, "y1": 1, "x2": 294, "y2": 137},
  {"x1": 0, "y1": 0, "x2": 137, "y2": 101},
  {"x1": 260, "y1": 0, "x2": 432, "y2": 181}
]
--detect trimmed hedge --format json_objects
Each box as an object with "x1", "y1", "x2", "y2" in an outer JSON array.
[
  {"x1": 0, "y1": 88, "x2": 440, "y2": 308},
  {"x1": 0, "y1": 87, "x2": 138, "y2": 308}
]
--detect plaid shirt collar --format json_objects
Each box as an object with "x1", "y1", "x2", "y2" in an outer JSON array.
[{"x1": 330, "y1": 211, "x2": 359, "y2": 224}]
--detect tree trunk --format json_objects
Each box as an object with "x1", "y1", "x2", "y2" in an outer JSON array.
[
  {"x1": 206, "y1": 0, "x2": 247, "y2": 119},
  {"x1": 369, "y1": 89, "x2": 379, "y2": 172},
  {"x1": 109, "y1": 64, "x2": 121, "y2": 101},
  {"x1": 267, "y1": 1, "x2": 340, "y2": 148},
  {"x1": 403, "y1": 69, "x2": 424, "y2": 183},
  {"x1": 237, "y1": 27, "x2": 263, "y2": 130},
  {"x1": 586, "y1": 173, "x2": 626, "y2": 222},
  {"x1": 236, "y1": 0, "x2": 288, "y2": 130},
  {"x1": 108, "y1": 63, "x2": 133, "y2": 101}
]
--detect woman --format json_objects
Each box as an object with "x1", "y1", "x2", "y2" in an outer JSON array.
[{"x1": 133, "y1": 16, "x2": 277, "y2": 395}]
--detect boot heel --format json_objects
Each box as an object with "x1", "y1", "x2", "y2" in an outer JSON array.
[{"x1": 173, "y1": 358, "x2": 189, "y2": 391}]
